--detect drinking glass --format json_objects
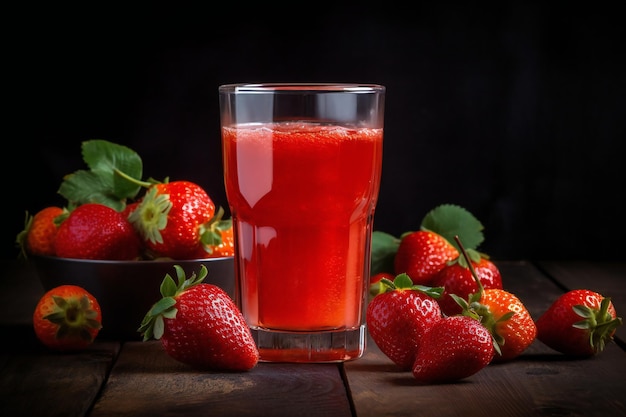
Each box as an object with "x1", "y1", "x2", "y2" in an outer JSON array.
[{"x1": 219, "y1": 83, "x2": 385, "y2": 362}]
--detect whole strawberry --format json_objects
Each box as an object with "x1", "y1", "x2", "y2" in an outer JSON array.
[
  {"x1": 474, "y1": 288, "x2": 537, "y2": 362},
  {"x1": 203, "y1": 220, "x2": 234, "y2": 257},
  {"x1": 16, "y1": 206, "x2": 65, "y2": 258},
  {"x1": 129, "y1": 180, "x2": 218, "y2": 259},
  {"x1": 55, "y1": 203, "x2": 141, "y2": 260},
  {"x1": 393, "y1": 230, "x2": 459, "y2": 286},
  {"x1": 187, "y1": 207, "x2": 235, "y2": 259},
  {"x1": 431, "y1": 251, "x2": 503, "y2": 316},
  {"x1": 536, "y1": 289, "x2": 622, "y2": 357},
  {"x1": 138, "y1": 265, "x2": 259, "y2": 371},
  {"x1": 412, "y1": 315, "x2": 494, "y2": 384},
  {"x1": 366, "y1": 273, "x2": 444, "y2": 370},
  {"x1": 33, "y1": 284, "x2": 102, "y2": 351},
  {"x1": 452, "y1": 237, "x2": 536, "y2": 362}
]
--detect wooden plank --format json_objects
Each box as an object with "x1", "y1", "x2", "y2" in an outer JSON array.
[
  {"x1": 345, "y1": 337, "x2": 626, "y2": 417},
  {"x1": 344, "y1": 261, "x2": 626, "y2": 417},
  {"x1": 89, "y1": 341, "x2": 353, "y2": 417},
  {"x1": 0, "y1": 325, "x2": 119, "y2": 417}
]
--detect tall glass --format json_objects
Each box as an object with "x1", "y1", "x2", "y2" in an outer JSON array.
[{"x1": 219, "y1": 83, "x2": 385, "y2": 362}]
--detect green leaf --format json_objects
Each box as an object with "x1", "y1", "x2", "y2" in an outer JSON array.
[
  {"x1": 57, "y1": 139, "x2": 144, "y2": 210},
  {"x1": 370, "y1": 231, "x2": 401, "y2": 275},
  {"x1": 83, "y1": 139, "x2": 143, "y2": 198},
  {"x1": 420, "y1": 204, "x2": 484, "y2": 251},
  {"x1": 58, "y1": 170, "x2": 126, "y2": 211}
]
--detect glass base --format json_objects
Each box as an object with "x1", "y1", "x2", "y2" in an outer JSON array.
[{"x1": 251, "y1": 325, "x2": 367, "y2": 363}]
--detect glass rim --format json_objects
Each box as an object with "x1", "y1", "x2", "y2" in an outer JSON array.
[{"x1": 219, "y1": 83, "x2": 385, "y2": 94}]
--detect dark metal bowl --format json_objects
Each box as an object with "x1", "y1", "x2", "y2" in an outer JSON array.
[{"x1": 31, "y1": 255, "x2": 235, "y2": 340}]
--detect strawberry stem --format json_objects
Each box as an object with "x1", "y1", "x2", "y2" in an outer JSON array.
[
  {"x1": 454, "y1": 235, "x2": 485, "y2": 295},
  {"x1": 453, "y1": 235, "x2": 504, "y2": 356},
  {"x1": 113, "y1": 168, "x2": 159, "y2": 188}
]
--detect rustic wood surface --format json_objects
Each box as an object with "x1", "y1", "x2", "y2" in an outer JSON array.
[
  {"x1": 0, "y1": 260, "x2": 624, "y2": 417},
  {"x1": 344, "y1": 261, "x2": 626, "y2": 417}
]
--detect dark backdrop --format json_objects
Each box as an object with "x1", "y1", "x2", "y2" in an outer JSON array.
[{"x1": 6, "y1": 3, "x2": 625, "y2": 261}]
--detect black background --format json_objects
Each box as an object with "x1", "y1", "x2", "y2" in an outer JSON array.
[{"x1": 6, "y1": 3, "x2": 625, "y2": 261}]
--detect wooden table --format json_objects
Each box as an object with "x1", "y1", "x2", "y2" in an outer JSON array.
[{"x1": 1, "y1": 260, "x2": 624, "y2": 417}]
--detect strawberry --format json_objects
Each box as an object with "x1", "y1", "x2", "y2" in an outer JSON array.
[
  {"x1": 535, "y1": 289, "x2": 622, "y2": 357},
  {"x1": 431, "y1": 251, "x2": 503, "y2": 316},
  {"x1": 187, "y1": 207, "x2": 234, "y2": 259},
  {"x1": 366, "y1": 273, "x2": 444, "y2": 370},
  {"x1": 33, "y1": 284, "x2": 102, "y2": 351},
  {"x1": 129, "y1": 180, "x2": 217, "y2": 260},
  {"x1": 474, "y1": 288, "x2": 536, "y2": 362},
  {"x1": 452, "y1": 236, "x2": 536, "y2": 362},
  {"x1": 412, "y1": 315, "x2": 494, "y2": 384},
  {"x1": 16, "y1": 206, "x2": 65, "y2": 258},
  {"x1": 55, "y1": 203, "x2": 141, "y2": 260},
  {"x1": 206, "y1": 222, "x2": 234, "y2": 257},
  {"x1": 393, "y1": 230, "x2": 459, "y2": 285},
  {"x1": 138, "y1": 264, "x2": 259, "y2": 371}
]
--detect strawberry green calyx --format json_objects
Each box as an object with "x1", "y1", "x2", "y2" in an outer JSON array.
[
  {"x1": 379, "y1": 273, "x2": 444, "y2": 299},
  {"x1": 198, "y1": 206, "x2": 229, "y2": 252},
  {"x1": 46, "y1": 294, "x2": 102, "y2": 343},
  {"x1": 138, "y1": 265, "x2": 208, "y2": 341},
  {"x1": 451, "y1": 290, "x2": 512, "y2": 355},
  {"x1": 128, "y1": 186, "x2": 173, "y2": 245},
  {"x1": 572, "y1": 297, "x2": 623, "y2": 353}
]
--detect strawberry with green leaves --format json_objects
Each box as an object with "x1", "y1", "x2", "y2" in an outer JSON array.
[
  {"x1": 431, "y1": 250, "x2": 503, "y2": 316},
  {"x1": 16, "y1": 206, "x2": 65, "y2": 258},
  {"x1": 469, "y1": 288, "x2": 536, "y2": 362},
  {"x1": 207, "y1": 221, "x2": 234, "y2": 257},
  {"x1": 366, "y1": 273, "x2": 444, "y2": 370},
  {"x1": 536, "y1": 289, "x2": 622, "y2": 357},
  {"x1": 129, "y1": 180, "x2": 219, "y2": 260},
  {"x1": 55, "y1": 203, "x2": 141, "y2": 260},
  {"x1": 186, "y1": 207, "x2": 235, "y2": 259},
  {"x1": 412, "y1": 315, "x2": 494, "y2": 384},
  {"x1": 138, "y1": 265, "x2": 259, "y2": 371},
  {"x1": 33, "y1": 284, "x2": 102, "y2": 351},
  {"x1": 452, "y1": 236, "x2": 536, "y2": 362}
]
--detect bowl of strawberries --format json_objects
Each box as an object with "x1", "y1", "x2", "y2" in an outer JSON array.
[{"x1": 19, "y1": 139, "x2": 237, "y2": 340}]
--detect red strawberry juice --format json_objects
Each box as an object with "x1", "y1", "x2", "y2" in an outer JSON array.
[{"x1": 223, "y1": 122, "x2": 383, "y2": 361}]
